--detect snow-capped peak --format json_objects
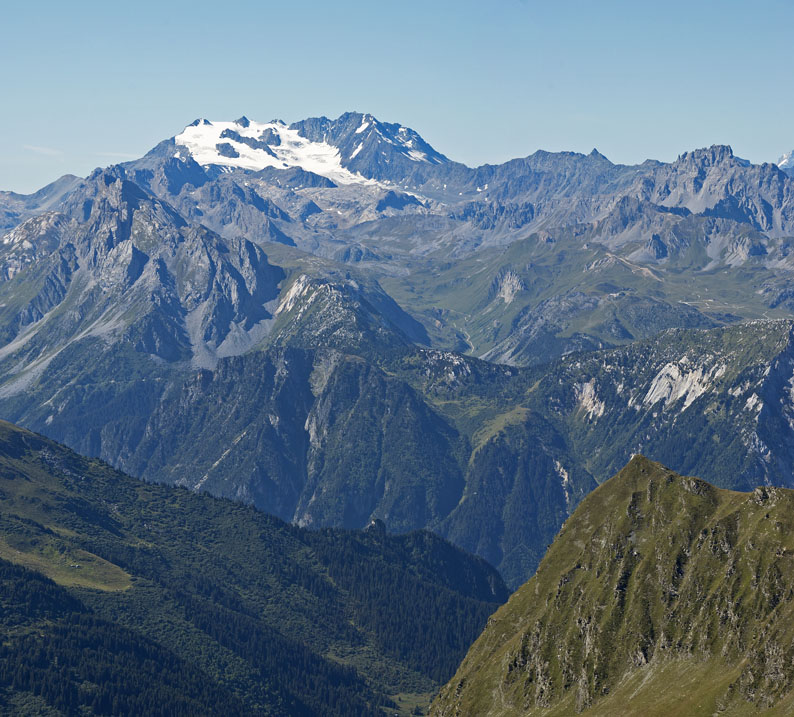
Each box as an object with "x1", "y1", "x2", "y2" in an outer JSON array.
[
  {"x1": 778, "y1": 150, "x2": 794, "y2": 170},
  {"x1": 344, "y1": 113, "x2": 446, "y2": 165},
  {"x1": 174, "y1": 119, "x2": 379, "y2": 186}
]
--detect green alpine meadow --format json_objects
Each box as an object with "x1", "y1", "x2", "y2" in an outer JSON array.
[{"x1": 432, "y1": 457, "x2": 794, "y2": 716}]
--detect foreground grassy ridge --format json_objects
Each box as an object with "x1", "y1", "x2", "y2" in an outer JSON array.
[
  {"x1": 432, "y1": 456, "x2": 794, "y2": 715},
  {"x1": 0, "y1": 420, "x2": 507, "y2": 715}
]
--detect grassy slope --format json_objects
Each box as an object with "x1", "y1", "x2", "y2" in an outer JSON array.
[
  {"x1": 0, "y1": 419, "x2": 507, "y2": 715},
  {"x1": 432, "y1": 456, "x2": 794, "y2": 716}
]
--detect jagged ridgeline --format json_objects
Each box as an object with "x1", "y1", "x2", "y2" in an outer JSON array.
[
  {"x1": 3, "y1": 115, "x2": 794, "y2": 368},
  {"x1": 432, "y1": 456, "x2": 794, "y2": 716},
  {"x1": 3, "y1": 115, "x2": 794, "y2": 592},
  {"x1": 0, "y1": 420, "x2": 507, "y2": 715},
  {"x1": 6, "y1": 314, "x2": 794, "y2": 591}
]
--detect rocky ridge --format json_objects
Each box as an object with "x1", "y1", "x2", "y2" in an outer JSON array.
[{"x1": 432, "y1": 455, "x2": 794, "y2": 716}]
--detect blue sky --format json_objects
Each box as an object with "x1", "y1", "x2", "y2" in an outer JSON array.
[{"x1": 2, "y1": 0, "x2": 792, "y2": 192}]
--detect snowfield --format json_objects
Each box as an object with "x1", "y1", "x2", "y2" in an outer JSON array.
[{"x1": 175, "y1": 118, "x2": 379, "y2": 186}]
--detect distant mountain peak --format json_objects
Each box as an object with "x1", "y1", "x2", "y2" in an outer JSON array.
[
  {"x1": 778, "y1": 150, "x2": 794, "y2": 171},
  {"x1": 675, "y1": 144, "x2": 736, "y2": 166},
  {"x1": 172, "y1": 112, "x2": 450, "y2": 186},
  {"x1": 174, "y1": 118, "x2": 380, "y2": 186},
  {"x1": 587, "y1": 148, "x2": 612, "y2": 163},
  {"x1": 335, "y1": 111, "x2": 449, "y2": 165}
]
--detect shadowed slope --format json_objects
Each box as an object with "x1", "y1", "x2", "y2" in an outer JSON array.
[{"x1": 0, "y1": 420, "x2": 507, "y2": 715}]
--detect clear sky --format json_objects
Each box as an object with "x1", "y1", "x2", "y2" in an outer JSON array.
[{"x1": 2, "y1": 0, "x2": 792, "y2": 193}]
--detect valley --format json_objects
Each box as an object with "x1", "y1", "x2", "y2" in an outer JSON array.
[{"x1": 0, "y1": 420, "x2": 506, "y2": 714}]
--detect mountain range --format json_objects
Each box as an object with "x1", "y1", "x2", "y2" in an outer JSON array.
[
  {"x1": 4, "y1": 111, "x2": 794, "y2": 713},
  {"x1": 2, "y1": 114, "x2": 794, "y2": 593}
]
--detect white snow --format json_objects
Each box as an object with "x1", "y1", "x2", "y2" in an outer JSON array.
[
  {"x1": 355, "y1": 120, "x2": 370, "y2": 134},
  {"x1": 350, "y1": 142, "x2": 364, "y2": 159},
  {"x1": 777, "y1": 150, "x2": 794, "y2": 170},
  {"x1": 175, "y1": 119, "x2": 379, "y2": 186}
]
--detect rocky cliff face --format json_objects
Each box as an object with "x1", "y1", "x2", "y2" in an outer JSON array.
[
  {"x1": 0, "y1": 170, "x2": 284, "y2": 376},
  {"x1": 432, "y1": 456, "x2": 794, "y2": 716},
  {"x1": 525, "y1": 320, "x2": 794, "y2": 491}
]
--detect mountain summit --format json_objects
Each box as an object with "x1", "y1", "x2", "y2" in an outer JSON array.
[
  {"x1": 172, "y1": 112, "x2": 449, "y2": 186},
  {"x1": 779, "y1": 149, "x2": 794, "y2": 176}
]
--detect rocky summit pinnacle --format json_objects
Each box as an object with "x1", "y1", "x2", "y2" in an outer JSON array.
[{"x1": 675, "y1": 143, "x2": 737, "y2": 167}]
